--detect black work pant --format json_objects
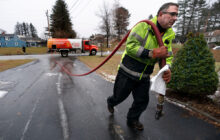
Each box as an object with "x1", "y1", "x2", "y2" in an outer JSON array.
[{"x1": 107, "y1": 70, "x2": 150, "y2": 122}]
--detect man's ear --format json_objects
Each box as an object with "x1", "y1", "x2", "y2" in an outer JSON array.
[{"x1": 158, "y1": 11, "x2": 163, "y2": 17}]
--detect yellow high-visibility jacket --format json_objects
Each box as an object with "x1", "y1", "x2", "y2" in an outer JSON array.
[{"x1": 119, "y1": 16, "x2": 175, "y2": 80}]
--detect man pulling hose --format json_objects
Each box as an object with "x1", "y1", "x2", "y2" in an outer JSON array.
[{"x1": 107, "y1": 2, "x2": 178, "y2": 131}]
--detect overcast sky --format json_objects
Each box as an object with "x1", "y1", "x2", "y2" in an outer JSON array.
[{"x1": 0, "y1": 0, "x2": 182, "y2": 38}]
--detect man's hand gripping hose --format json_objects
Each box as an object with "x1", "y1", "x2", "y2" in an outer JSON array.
[{"x1": 53, "y1": 20, "x2": 166, "y2": 120}]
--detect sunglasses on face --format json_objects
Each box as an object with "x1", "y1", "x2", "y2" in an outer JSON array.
[{"x1": 163, "y1": 12, "x2": 178, "y2": 17}]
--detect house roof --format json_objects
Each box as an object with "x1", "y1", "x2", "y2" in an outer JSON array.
[
  {"x1": 204, "y1": 30, "x2": 220, "y2": 37},
  {"x1": 0, "y1": 34, "x2": 42, "y2": 42},
  {"x1": 92, "y1": 34, "x2": 105, "y2": 40},
  {"x1": 0, "y1": 34, "x2": 15, "y2": 37},
  {"x1": 19, "y1": 36, "x2": 42, "y2": 42}
]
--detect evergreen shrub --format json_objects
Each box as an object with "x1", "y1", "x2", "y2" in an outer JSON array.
[{"x1": 168, "y1": 33, "x2": 219, "y2": 96}]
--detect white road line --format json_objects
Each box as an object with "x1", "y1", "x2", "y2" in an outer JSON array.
[
  {"x1": 58, "y1": 99, "x2": 69, "y2": 140},
  {"x1": 20, "y1": 99, "x2": 39, "y2": 140},
  {"x1": 57, "y1": 73, "x2": 69, "y2": 140},
  {"x1": 56, "y1": 73, "x2": 62, "y2": 95},
  {"x1": 45, "y1": 73, "x2": 58, "y2": 77}
]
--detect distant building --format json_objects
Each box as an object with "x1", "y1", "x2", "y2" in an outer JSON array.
[
  {"x1": 0, "y1": 34, "x2": 43, "y2": 47},
  {"x1": 18, "y1": 35, "x2": 42, "y2": 47},
  {"x1": 0, "y1": 34, "x2": 26, "y2": 47},
  {"x1": 90, "y1": 34, "x2": 105, "y2": 47},
  {"x1": 91, "y1": 34, "x2": 105, "y2": 42},
  {"x1": 204, "y1": 30, "x2": 220, "y2": 47}
]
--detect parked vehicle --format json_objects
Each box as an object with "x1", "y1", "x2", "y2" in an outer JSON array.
[
  {"x1": 213, "y1": 46, "x2": 220, "y2": 50},
  {"x1": 47, "y1": 38, "x2": 98, "y2": 57}
]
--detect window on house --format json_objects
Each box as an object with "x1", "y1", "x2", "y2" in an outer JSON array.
[{"x1": 5, "y1": 37, "x2": 10, "y2": 40}]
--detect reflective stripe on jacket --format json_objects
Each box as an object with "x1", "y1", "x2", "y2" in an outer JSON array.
[{"x1": 119, "y1": 16, "x2": 175, "y2": 80}]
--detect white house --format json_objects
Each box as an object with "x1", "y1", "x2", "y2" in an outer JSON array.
[{"x1": 204, "y1": 30, "x2": 220, "y2": 47}]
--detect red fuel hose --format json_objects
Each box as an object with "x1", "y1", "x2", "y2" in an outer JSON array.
[{"x1": 55, "y1": 20, "x2": 166, "y2": 76}]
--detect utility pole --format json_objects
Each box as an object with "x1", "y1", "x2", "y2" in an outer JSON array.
[{"x1": 46, "y1": 10, "x2": 51, "y2": 38}]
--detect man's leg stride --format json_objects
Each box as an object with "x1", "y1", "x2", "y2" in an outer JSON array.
[
  {"x1": 107, "y1": 71, "x2": 134, "y2": 114},
  {"x1": 127, "y1": 78, "x2": 150, "y2": 130}
]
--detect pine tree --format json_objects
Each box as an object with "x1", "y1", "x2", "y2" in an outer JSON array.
[
  {"x1": 175, "y1": 0, "x2": 190, "y2": 42},
  {"x1": 15, "y1": 22, "x2": 22, "y2": 35},
  {"x1": 148, "y1": 14, "x2": 153, "y2": 20},
  {"x1": 194, "y1": 0, "x2": 208, "y2": 33},
  {"x1": 175, "y1": 0, "x2": 209, "y2": 42},
  {"x1": 29, "y1": 23, "x2": 38, "y2": 38},
  {"x1": 168, "y1": 33, "x2": 219, "y2": 96},
  {"x1": 208, "y1": 0, "x2": 220, "y2": 31},
  {"x1": 50, "y1": 0, "x2": 76, "y2": 38},
  {"x1": 14, "y1": 22, "x2": 38, "y2": 37}
]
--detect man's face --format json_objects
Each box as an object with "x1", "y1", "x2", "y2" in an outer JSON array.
[{"x1": 158, "y1": 5, "x2": 178, "y2": 29}]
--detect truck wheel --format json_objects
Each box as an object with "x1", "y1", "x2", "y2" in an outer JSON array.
[
  {"x1": 90, "y1": 50, "x2": 97, "y2": 56},
  {"x1": 61, "y1": 51, "x2": 68, "y2": 57}
]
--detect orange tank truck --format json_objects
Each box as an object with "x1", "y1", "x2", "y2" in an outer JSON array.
[{"x1": 47, "y1": 38, "x2": 98, "y2": 57}]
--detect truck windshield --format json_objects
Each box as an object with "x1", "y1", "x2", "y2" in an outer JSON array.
[{"x1": 85, "y1": 41, "x2": 90, "y2": 45}]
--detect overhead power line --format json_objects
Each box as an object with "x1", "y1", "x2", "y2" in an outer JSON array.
[
  {"x1": 69, "y1": 0, "x2": 80, "y2": 11},
  {"x1": 72, "y1": 0, "x2": 93, "y2": 18}
]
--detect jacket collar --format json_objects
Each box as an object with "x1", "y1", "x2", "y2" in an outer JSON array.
[{"x1": 150, "y1": 16, "x2": 175, "y2": 37}]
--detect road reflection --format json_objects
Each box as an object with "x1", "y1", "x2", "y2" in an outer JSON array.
[
  {"x1": 108, "y1": 115, "x2": 125, "y2": 140},
  {"x1": 49, "y1": 56, "x2": 76, "y2": 89},
  {"x1": 49, "y1": 56, "x2": 75, "y2": 73},
  {"x1": 108, "y1": 115, "x2": 147, "y2": 140}
]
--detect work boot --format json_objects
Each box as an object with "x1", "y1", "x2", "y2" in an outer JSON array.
[
  {"x1": 107, "y1": 104, "x2": 114, "y2": 114},
  {"x1": 127, "y1": 120, "x2": 144, "y2": 131}
]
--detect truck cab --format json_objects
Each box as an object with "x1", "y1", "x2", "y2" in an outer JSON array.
[{"x1": 83, "y1": 40, "x2": 98, "y2": 55}]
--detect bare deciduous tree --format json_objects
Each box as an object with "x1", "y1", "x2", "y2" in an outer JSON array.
[
  {"x1": 112, "y1": 6, "x2": 130, "y2": 40},
  {"x1": 97, "y1": 3, "x2": 111, "y2": 48}
]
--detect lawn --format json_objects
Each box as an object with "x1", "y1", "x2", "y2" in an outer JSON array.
[
  {"x1": 0, "y1": 47, "x2": 46, "y2": 72},
  {"x1": 0, "y1": 59, "x2": 35, "y2": 72},
  {"x1": 78, "y1": 55, "x2": 121, "y2": 76},
  {"x1": 0, "y1": 47, "x2": 47, "y2": 55}
]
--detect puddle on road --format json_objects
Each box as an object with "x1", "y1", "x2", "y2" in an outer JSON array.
[
  {"x1": 0, "y1": 80, "x2": 16, "y2": 98},
  {"x1": 0, "y1": 81, "x2": 13, "y2": 85},
  {"x1": 0, "y1": 80, "x2": 15, "y2": 89},
  {"x1": 48, "y1": 57, "x2": 75, "y2": 89},
  {"x1": 49, "y1": 56, "x2": 75, "y2": 75},
  {"x1": 16, "y1": 69, "x2": 23, "y2": 71},
  {"x1": 45, "y1": 73, "x2": 58, "y2": 77},
  {"x1": 0, "y1": 90, "x2": 8, "y2": 98}
]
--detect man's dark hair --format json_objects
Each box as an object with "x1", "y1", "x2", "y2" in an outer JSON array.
[{"x1": 157, "y1": 2, "x2": 179, "y2": 16}]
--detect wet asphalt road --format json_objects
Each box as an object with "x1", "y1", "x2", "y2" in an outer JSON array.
[{"x1": 0, "y1": 54, "x2": 220, "y2": 140}]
